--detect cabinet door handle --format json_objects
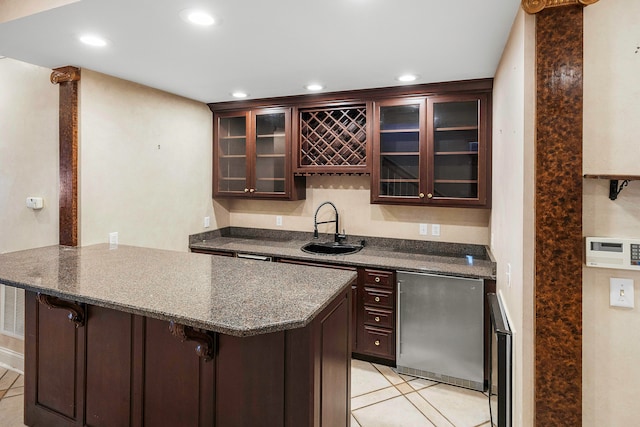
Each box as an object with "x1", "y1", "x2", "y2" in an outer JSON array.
[
  {"x1": 419, "y1": 192, "x2": 425, "y2": 199},
  {"x1": 374, "y1": 296, "x2": 380, "y2": 302},
  {"x1": 249, "y1": 188, "x2": 255, "y2": 193},
  {"x1": 374, "y1": 277, "x2": 380, "y2": 283},
  {"x1": 374, "y1": 316, "x2": 380, "y2": 322},
  {"x1": 374, "y1": 340, "x2": 380, "y2": 346},
  {"x1": 244, "y1": 188, "x2": 249, "y2": 193},
  {"x1": 427, "y1": 193, "x2": 433, "y2": 199}
]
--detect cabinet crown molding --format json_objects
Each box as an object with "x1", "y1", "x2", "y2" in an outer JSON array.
[
  {"x1": 50, "y1": 66, "x2": 80, "y2": 84},
  {"x1": 521, "y1": 0, "x2": 599, "y2": 14}
]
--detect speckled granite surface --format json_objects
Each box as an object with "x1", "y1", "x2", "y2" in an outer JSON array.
[
  {"x1": 0, "y1": 244, "x2": 355, "y2": 337},
  {"x1": 190, "y1": 228, "x2": 496, "y2": 280}
]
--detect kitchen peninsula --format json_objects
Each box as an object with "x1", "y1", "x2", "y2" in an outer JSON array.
[{"x1": 0, "y1": 244, "x2": 355, "y2": 427}]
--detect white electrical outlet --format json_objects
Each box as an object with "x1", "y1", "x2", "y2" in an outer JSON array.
[
  {"x1": 204, "y1": 216, "x2": 210, "y2": 228},
  {"x1": 419, "y1": 223, "x2": 428, "y2": 235},
  {"x1": 431, "y1": 224, "x2": 441, "y2": 236},
  {"x1": 506, "y1": 263, "x2": 512, "y2": 287},
  {"x1": 610, "y1": 278, "x2": 634, "y2": 308},
  {"x1": 276, "y1": 216, "x2": 283, "y2": 226},
  {"x1": 109, "y1": 232, "x2": 118, "y2": 248}
]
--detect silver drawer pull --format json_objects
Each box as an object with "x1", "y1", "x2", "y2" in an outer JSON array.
[
  {"x1": 374, "y1": 340, "x2": 380, "y2": 346},
  {"x1": 374, "y1": 316, "x2": 380, "y2": 322},
  {"x1": 375, "y1": 277, "x2": 380, "y2": 283},
  {"x1": 374, "y1": 296, "x2": 380, "y2": 302}
]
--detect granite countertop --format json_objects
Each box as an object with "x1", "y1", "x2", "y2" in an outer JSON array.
[
  {"x1": 190, "y1": 228, "x2": 497, "y2": 280},
  {"x1": 0, "y1": 244, "x2": 356, "y2": 337}
]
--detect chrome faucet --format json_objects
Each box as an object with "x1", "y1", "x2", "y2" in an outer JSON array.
[{"x1": 313, "y1": 201, "x2": 346, "y2": 243}]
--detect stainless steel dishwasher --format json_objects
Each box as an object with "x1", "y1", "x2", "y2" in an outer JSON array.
[{"x1": 396, "y1": 271, "x2": 484, "y2": 391}]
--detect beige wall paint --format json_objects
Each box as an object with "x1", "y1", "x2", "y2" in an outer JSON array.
[
  {"x1": 0, "y1": 58, "x2": 58, "y2": 369},
  {"x1": 583, "y1": 3, "x2": 640, "y2": 424},
  {"x1": 0, "y1": 0, "x2": 79, "y2": 23},
  {"x1": 227, "y1": 175, "x2": 490, "y2": 244},
  {"x1": 490, "y1": 9, "x2": 536, "y2": 427},
  {"x1": 79, "y1": 70, "x2": 229, "y2": 251},
  {"x1": 0, "y1": 58, "x2": 59, "y2": 253}
]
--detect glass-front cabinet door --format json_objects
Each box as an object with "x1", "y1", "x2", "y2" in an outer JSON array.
[
  {"x1": 214, "y1": 108, "x2": 294, "y2": 199},
  {"x1": 215, "y1": 111, "x2": 250, "y2": 195},
  {"x1": 372, "y1": 98, "x2": 426, "y2": 204},
  {"x1": 252, "y1": 109, "x2": 288, "y2": 196},
  {"x1": 427, "y1": 95, "x2": 488, "y2": 206}
]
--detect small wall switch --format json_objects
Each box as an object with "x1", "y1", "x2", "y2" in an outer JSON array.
[
  {"x1": 26, "y1": 197, "x2": 44, "y2": 210},
  {"x1": 610, "y1": 278, "x2": 634, "y2": 308},
  {"x1": 276, "y1": 216, "x2": 283, "y2": 226},
  {"x1": 506, "y1": 263, "x2": 512, "y2": 287},
  {"x1": 419, "y1": 224, "x2": 428, "y2": 235},
  {"x1": 109, "y1": 232, "x2": 118, "y2": 248},
  {"x1": 204, "y1": 216, "x2": 210, "y2": 228},
  {"x1": 431, "y1": 224, "x2": 441, "y2": 236}
]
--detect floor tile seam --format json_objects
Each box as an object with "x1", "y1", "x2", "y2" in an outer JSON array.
[
  {"x1": 351, "y1": 392, "x2": 415, "y2": 414},
  {"x1": 408, "y1": 389, "x2": 457, "y2": 427},
  {"x1": 351, "y1": 384, "x2": 397, "y2": 399},
  {"x1": 371, "y1": 364, "x2": 404, "y2": 387}
]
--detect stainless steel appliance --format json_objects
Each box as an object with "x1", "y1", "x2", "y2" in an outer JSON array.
[{"x1": 396, "y1": 271, "x2": 484, "y2": 391}]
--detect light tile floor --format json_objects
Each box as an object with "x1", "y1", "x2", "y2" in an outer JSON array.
[
  {"x1": 0, "y1": 361, "x2": 494, "y2": 427},
  {"x1": 351, "y1": 359, "x2": 494, "y2": 427},
  {"x1": 0, "y1": 368, "x2": 26, "y2": 427}
]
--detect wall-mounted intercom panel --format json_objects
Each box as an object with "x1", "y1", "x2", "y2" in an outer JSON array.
[{"x1": 585, "y1": 237, "x2": 640, "y2": 271}]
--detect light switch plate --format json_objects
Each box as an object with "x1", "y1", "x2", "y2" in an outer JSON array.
[
  {"x1": 431, "y1": 224, "x2": 441, "y2": 236},
  {"x1": 610, "y1": 278, "x2": 634, "y2": 308},
  {"x1": 419, "y1": 224, "x2": 428, "y2": 235}
]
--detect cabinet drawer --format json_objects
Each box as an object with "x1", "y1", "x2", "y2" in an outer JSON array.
[
  {"x1": 363, "y1": 269, "x2": 394, "y2": 288},
  {"x1": 359, "y1": 326, "x2": 394, "y2": 358},
  {"x1": 363, "y1": 307, "x2": 393, "y2": 329},
  {"x1": 363, "y1": 287, "x2": 393, "y2": 308}
]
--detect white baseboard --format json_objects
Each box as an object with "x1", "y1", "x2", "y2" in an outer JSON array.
[{"x1": 0, "y1": 346, "x2": 24, "y2": 374}]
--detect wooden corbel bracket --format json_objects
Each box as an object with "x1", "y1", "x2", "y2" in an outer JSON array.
[
  {"x1": 50, "y1": 66, "x2": 80, "y2": 85},
  {"x1": 168, "y1": 321, "x2": 215, "y2": 361},
  {"x1": 36, "y1": 293, "x2": 85, "y2": 328},
  {"x1": 521, "y1": 0, "x2": 599, "y2": 14}
]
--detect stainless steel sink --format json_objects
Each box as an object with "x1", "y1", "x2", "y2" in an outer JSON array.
[{"x1": 301, "y1": 242, "x2": 363, "y2": 255}]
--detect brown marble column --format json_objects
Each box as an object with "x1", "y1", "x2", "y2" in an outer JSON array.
[
  {"x1": 51, "y1": 66, "x2": 80, "y2": 247},
  {"x1": 525, "y1": 0, "x2": 594, "y2": 424}
]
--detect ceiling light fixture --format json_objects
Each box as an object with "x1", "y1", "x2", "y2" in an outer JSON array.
[
  {"x1": 397, "y1": 74, "x2": 418, "y2": 83},
  {"x1": 79, "y1": 34, "x2": 108, "y2": 47},
  {"x1": 305, "y1": 83, "x2": 324, "y2": 91},
  {"x1": 231, "y1": 91, "x2": 248, "y2": 98},
  {"x1": 180, "y1": 9, "x2": 215, "y2": 26}
]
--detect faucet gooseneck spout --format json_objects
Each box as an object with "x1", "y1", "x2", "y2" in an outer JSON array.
[{"x1": 313, "y1": 201, "x2": 345, "y2": 243}]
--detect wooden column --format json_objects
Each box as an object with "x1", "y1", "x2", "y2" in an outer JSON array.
[
  {"x1": 51, "y1": 66, "x2": 80, "y2": 246},
  {"x1": 522, "y1": 0, "x2": 598, "y2": 425}
]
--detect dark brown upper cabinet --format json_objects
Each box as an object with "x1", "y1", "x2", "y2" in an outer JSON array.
[
  {"x1": 372, "y1": 92, "x2": 491, "y2": 208},
  {"x1": 213, "y1": 107, "x2": 305, "y2": 200},
  {"x1": 294, "y1": 102, "x2": 373, "y2": 174}
]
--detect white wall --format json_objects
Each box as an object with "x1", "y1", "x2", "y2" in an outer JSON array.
[
  {"x1": 228, "y1": 176, "x2": 491, "y2": 244},
  {"x1": 583, "y1": 1, "x2": 640, "y2": 425},
  {"x1": 0, "y1": 57, "x2": 59, "y2": 371},
  {"x1": 490, "y1": 8, "x2": 536, "y2": 427},
  {"x1": 0, "y1": 58, "x2": 59, "y2": 253},
  {"x1": 79, "y1": 70, "x2": 229, "y2": 251}
]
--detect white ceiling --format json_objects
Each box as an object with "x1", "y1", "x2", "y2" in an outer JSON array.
[{"x1": 0, "y1": 0, "x2": 521, "y2": 103}]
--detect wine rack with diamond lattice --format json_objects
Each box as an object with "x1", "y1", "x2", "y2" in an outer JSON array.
[{"x1": 296, "y1": 105, "x2": 371, "y2": 174}]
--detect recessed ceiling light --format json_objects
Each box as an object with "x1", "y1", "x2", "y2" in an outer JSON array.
[
  {"x1": 79, "y1": 34, "x2": 108, "y2": 47},
  {"x1": 305, "y1": 83, "x2": 324, "y2": 91},
  {"x1": 397, "y1": 74, "x2": 418, "y2": 83},
  {"x1": 180, "y1": 9, "x2": 215, "y2": 26},
  {"x1": 231, "y1": 91, "x2": 248, "y2": 98}
]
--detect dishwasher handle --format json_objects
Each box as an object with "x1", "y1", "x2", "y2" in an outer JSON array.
[
  {"x1": 397, "y1": 279, "x2": 402, "y2": 356},
  {"x1": 237, "y1": 253, "x2": 272, "y2": 262}
]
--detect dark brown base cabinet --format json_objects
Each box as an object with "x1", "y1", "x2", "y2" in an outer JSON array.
[{"x1": 25, "y1": 287, "x2": 351, "y2": 427}]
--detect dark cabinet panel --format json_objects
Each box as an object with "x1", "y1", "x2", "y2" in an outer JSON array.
[
  {"x1": 143, "y1": 317, "x2": 214, "y2": 427},
  {"x1": 25, "y1": 292, "x2": 86, "y2": 427},
  {"x1": 85, "y1": 306, "x2": 133, "y2": 427}
]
